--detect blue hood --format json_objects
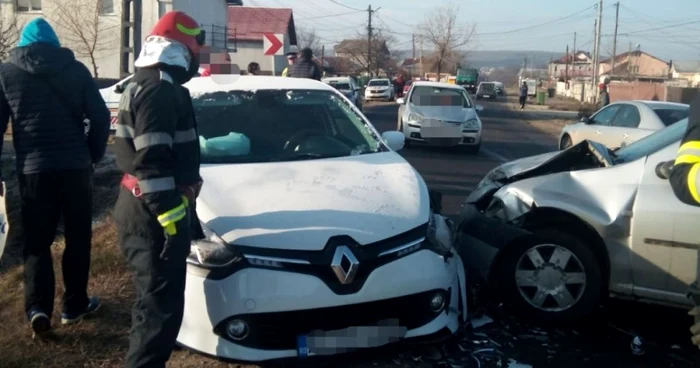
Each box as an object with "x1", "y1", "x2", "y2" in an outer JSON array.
[{"x1": 18, "y1": 18, "x2": 60, "y2": 48}]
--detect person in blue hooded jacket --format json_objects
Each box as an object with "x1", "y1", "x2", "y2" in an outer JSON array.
[{"x1": 0, "y1": 18, "x2": 110, "y2": 339}]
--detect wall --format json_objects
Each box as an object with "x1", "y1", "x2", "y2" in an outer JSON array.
[
  {"x1": 228, "y1": 38, "x2": 290, "y2": 76},
  {"x1": 666, "y1": 87, "x2": 700, "y2": 104},
  {"x1": 608, "y1": 81, "x2": 666, "y2": 102},
  {"x1": 556, "y1": 80, "x2": 599, "y2": 104},
  {"x1": 599, "y1": 52, "x2": 670, "y2": 78}
]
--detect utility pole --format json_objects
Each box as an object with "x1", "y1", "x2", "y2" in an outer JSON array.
[
  {"x1": 572, "y1": 32, "x2": 577, "y2": 78},
  {"x1": 592, "y1": 0, "x2": 604, "y2": 102},
  {"x1": 367, "y1": 5, "x2": 373, "y2": 77},
  {"x1": 412, "y1": 33, "x2": 416, "y2": 78},
  {"x1": 611, "y1": 1, "x2": 620, "y2": 79},
  {"x1": 419, "y1": 34, "x2": 424, "y2": 78},
  {"x1": 565, "y1": 45, "x2": 569, "y2": 82},
  {"x1": 321, "y1": 45, "x2": 325, "y2": 77},
  {"x1": 133, "y1": 0, "x2": 143, "y2": 61},
  {"x1": 120, "y1": 0, "x2": 133, "y2": 78},
  {"x1": 591, "y1": 18, "x2": 598, "y2": 93}
]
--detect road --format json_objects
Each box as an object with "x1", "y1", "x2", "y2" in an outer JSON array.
[{"x1": 354, "y1": 99, "x2": 700, "y2": 368}]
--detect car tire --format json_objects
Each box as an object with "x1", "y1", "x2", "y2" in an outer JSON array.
[
  {"x1": 560, "y1": 134, "x2": 573, "y2": 150},
  {"x1": 496, "y1": 228, "x2": 604, "y2": 325}
]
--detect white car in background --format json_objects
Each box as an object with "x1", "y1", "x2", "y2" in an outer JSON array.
[
  {"x1": 176, "y1": 75, "x2": 467, "y2": 362},
  {"x1": 559, "y1": 100, "x2": 689, "y2": 150},
  {"x1": 397, "y1": 81, "x2": 483, "y2": 153},
  {"x1": 322, "y1": 76, "x2": 363, "y2": 111},
  {"x1": 364, "y1": 78, "x2": 395, "y2": 102}
]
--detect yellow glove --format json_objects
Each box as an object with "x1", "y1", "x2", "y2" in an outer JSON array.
[{"x1": 689, "y1": 306, "x2": 700, "y2": 348}]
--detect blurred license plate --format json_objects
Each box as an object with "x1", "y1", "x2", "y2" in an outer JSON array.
[
  {"x1": 483, "y1": 95, "x2": 490, "y2": 98},
  {"x1": 297, "y1": 323, "x2": 407, "y2": 357},
  {"x1": 421, "y1": 125, "x2": 461, "y2": 138}
]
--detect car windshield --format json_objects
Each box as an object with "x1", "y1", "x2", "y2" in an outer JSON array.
[
  {"x1": 652, "y1": 107, "x2": 689, "y2": 127},
  {"x1": 479, "y1": 83, "x2": 495, "y2": 91},
  {"x1": 368, "y1": 80, "x2": 389, "y2": 86},
  {"x1": 410, "y1": 86, "x2": 472, "y2": 107},
  {"x1": 192, "y1": 89, "x2": 384, "y2": 164},
  {"x1": 327, "y1": 82, "x2": 351, "y2": 91},
  {"x1": 613, "y1": 117, "x2": 688, "y2": 164}
]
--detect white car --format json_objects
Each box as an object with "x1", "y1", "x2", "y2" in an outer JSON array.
[
  {"x1": 397, "y1": 81, "x2": 483, "y2": 153},
  {"x1": 178, "y1": 75, "x2": 468, "y2": 362},
  {"x1": 322, "y1": 76, "x2": 363, "y2": 111},
  {"x1": 559, "y1": 100, "x2": 689, "y2": 150},
  {"x1": 364, "y1": 78, "x2": 395, "y2": 102}
]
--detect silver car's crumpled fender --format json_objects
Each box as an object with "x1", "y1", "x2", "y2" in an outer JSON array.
[{"x1": 491, "y1": 157, "x2": 647, "y2": 292}]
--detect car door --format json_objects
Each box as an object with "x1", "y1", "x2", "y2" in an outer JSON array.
[
  {"x1": 572, "y1": 104, "x2": 623, "y2": 147},
  {"x1": 607, "y1": 104, "x2": 646, "y2": 149},
  {"x1": 630, "y1": 141, "x2": 697, "y2": 306}
]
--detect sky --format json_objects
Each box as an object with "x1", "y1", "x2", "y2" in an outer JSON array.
[{"x1": 245, "y1": 0, "x2": 700, "y2": 61}]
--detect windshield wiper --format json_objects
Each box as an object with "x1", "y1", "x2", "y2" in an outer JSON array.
[{"x1": 275, "y1": 153, "x2": 346, "y2": 162}]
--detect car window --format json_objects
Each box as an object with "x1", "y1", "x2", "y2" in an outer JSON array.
[
  {"x1": 478, "y1": 83, "x2": 495, "y2": 91},
  {"x1": 611, "y1": 105, "x2": 641, "y2": 128},
  {"x1": 590, "y1": 105, "x2": 622, "y2": 126},
  {"x1": 409, "y1": 86, "x2": 472, "y2": 107},
  {"x1": 368, "y1": 80, "x2": 389, "y2": 86},
  {"x1": 326, "y1": 82, "x2": 351, "y2": 91},
  {"x1": 614, "y1": 118, "x2": 688, "y2": 164},
  {"x1": 653, "y1": 108, "x2": 690, "y2": 127},
  {"x1": 192, "y1": 89, "x2": 383, "y2": 164}
]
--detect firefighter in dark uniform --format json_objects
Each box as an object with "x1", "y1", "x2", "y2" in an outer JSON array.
[
  {"x1": 112, "y1": 11, "x2": 205, "y2": 367},
  {"x1": 667, "y1": 93, "x2": 700, "y2": 348}
]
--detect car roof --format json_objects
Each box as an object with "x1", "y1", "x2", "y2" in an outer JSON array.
[
  {"x1": 611, "y1": 100, "x2": 690, "y2": 110},
  {"x1": 185, "y1": 75, "x2": 334, "y2": 96},
  {"x1": 412, "y1": 81, "x2": 463, "y2": 89},
  {"x1": 479, "y1": 82, "x2": 495, "y2": 84},
  {"x1": 322, "y1": 77, "x2": 351, "y2": 83}
]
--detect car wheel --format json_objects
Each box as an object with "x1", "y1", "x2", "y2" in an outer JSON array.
[
  {"x1": 497, "y1": 228, "x2": 603, "y2": 325},
  {"x1": 560, "y1": 134, "x2": 573, "y2": 150}
]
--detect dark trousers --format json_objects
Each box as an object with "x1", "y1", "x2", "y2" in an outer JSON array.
[
  {"x1": 117, "y1": 192, "x2": 190, "y2": 368},
  {"x1": 519, "y1": 96, "x2": 527, "y2": 108},
  {"x1": 21, "y1": 168, "x2": 93, "y2": 318}
]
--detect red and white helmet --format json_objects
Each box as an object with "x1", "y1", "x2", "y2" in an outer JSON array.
[{"x1": 150, "y1": 11, "x2": 205, "y2": 56}]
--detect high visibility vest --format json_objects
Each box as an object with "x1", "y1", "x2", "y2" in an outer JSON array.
[{"x1": 282, "y1": 67, "x2": 288, "y2": 77}]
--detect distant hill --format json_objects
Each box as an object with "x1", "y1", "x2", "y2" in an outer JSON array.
[{"x1": 394, "y1": 50, "x2": 561, "y2": 69}]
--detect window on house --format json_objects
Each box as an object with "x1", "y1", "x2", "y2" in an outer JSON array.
[
  {"x1": 158, "y1": 0, "x2": 173, "y2": 18},
  {"x1": 100, "y1": 0, "x2": 114, "y2": 15},
  {"x1": 16, "y1": 0, "x2": 41, "y2": 12}
]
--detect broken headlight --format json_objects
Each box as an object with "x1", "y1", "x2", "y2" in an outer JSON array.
[
  {"x1": 188, "y1": 224, "x2": 244, "y2": 269},
  {"x1": 426, "y1": 210, "x2": 454, "y2": 257},
  {"x1": 485, "y1": 187, "x2": 534, "y2": 223}
]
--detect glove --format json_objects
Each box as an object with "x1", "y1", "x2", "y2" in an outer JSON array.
[
  {"x1": 158, "y1": 196, "x2": 192, "y2": 261},
  {"x1": 690, "y1": 306, "x2": 700, "y2": 348}
]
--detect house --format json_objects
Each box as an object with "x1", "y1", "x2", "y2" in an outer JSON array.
[
  {"x1": 334, "y1": 39, "x2": 390, "y2": 75},
  {"x1": 518, "y1": 68, "x2": 549, "y2": 81},
  {"x1": 1, "y1": 0, "x2": 231, "y2": 78},
  {"x1": 599, "y1": 50, "x2": 670, "y2": 81},
  {"x1": 670, "y1": 60, "x2": 700, "y2": 87},
  {"x1": 399, "y1": 57, "x2": 423, "y2": 76},
  {"x1": 548, "y1": 51, "x2": 593, "y2": 80},
  {"x1": 226, "y1": 6, "x2": 297, "y2": 76}
]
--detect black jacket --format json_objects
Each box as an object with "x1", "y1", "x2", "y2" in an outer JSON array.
[
  {"x1": 287, "y1": 58, "x2": 322, "y2": 80},
  {"x1": 112, "y1": 68, "x2": 201, "y2": 223},
  {"x1": 670, "y1": 93, "x2": 700, "y2": 206},
  {"x1": 0, "y1": 43, "x2": 110, "y2": 174}
]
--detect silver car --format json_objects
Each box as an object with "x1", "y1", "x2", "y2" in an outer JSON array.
[
  {"x1": 559, "y1": 100, "x2": 689, "y2": 150},
  {"x1": 322, "y1": 77, "x2": 363, "y2": 111},
  {"x1": 457, "y1": 118, "x2": 697, "y2": 324},
  {"x1": 397, "y1": 81, "x2": 484, "y2": 153}
]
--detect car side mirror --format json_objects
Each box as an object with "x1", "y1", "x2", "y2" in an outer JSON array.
[
  {"x1": 396, "y1": 98, "x2": 405, "y2": 105},
  {"x1": 475, "y1": 105, "x2": 484, "y2": 112},
  {"x1": 655, "y1": 160, "x2": 673, "y2": 180},
  {"x1": 381, "y1": 131, "x2": 405, "y2": 151}
]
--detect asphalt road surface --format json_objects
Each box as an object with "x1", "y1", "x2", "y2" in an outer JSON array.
[{"x1": 356, "y1": 99, "x2": 700, "y2": 368}]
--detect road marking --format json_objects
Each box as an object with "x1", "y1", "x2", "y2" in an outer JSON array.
[{"x1": 481, "y1": 147, "x2": 510, "y2": 163}]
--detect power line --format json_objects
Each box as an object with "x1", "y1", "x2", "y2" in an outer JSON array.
[
  {"x1": 296, "y1": 10, "x2": 364, "y2": 20},
  {"x1": 328, "y1": 0, "x2": 366, "y2": 12},
  {"x1": 614, "y1": 20, "x2": 700, "y2": 36},
  {"x1": 475, "y1": 4, "x2": 597, "y2": 36}
]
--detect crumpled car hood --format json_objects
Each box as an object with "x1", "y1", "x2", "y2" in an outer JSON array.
[
  {"x1": 195, "y1": 152, "x2": 429, "y2": 251},
  {"x1": 466, "y1": 140, "x2": 614, "y2": 206}
]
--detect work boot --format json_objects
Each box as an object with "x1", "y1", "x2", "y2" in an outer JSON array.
[
  {"x1": 28, "y1": 308, "x2": 52, "y2": 339},
  {"x1": 61, "y1": 296, "x2": 102, "y2": 325}
]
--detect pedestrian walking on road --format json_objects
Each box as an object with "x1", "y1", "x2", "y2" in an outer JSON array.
[
  {"x1": 519, "y1": 81, "x2": 528, "y2": 110},
  {"x1": 286, "y1": 47, "x2": 322, "y2": 81},
  {"x1": 598, "y1": 83, "x2": 610, "y2": 109},
  {"x1": 0, "y1": 18, "x2": 110, "y2": 339},
  {"x1": 112, "y1": 11, "x2": 204, "y2": 368}
]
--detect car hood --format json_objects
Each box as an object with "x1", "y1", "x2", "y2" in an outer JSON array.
[
  {"x1": 466, "y1": 140, "x2": 614, "y2": 206},
  {"x1": 368, "y1": 85, "x2": 390, "y2": 90},
  {"x1": 411, "y1": 105, "x2": 476, "y2": 122},
  {"x1": 196, "y1": 152, "x2": 429, "y2": 251}
]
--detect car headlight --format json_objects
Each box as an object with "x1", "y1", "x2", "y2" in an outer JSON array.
[
  {"x1": 188, "y1": 224, "x2": 244, "y2": 269},
  {"x1": 462, "y1": 118, "x2": 480, "y2": 130},
  {"x1": 426, "y1": 210, "x2": 454, "y2": 257},
  {"x1": 484, "y1": 188, "x2": 534, "y2": 223},
  {"x1": 408, "y1": 112, "x2": 424, "y2": 124}
]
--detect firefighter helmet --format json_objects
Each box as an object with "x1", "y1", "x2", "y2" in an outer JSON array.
[{"x1": 150, "y1": 11, "x2": 205, "y2": 56}]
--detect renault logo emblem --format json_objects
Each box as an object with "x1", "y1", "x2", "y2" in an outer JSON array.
[{"x1": 331, "y1": 246, "x2": 359, "y2": 284}]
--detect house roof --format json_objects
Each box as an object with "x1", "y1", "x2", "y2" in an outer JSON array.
[
  {"x1": 400, "y1": 58, "x2": 420, "y2": 67},
  {"x1": 672, "y1": 60, "x2": 700, "y2": 73},
  {"x1": 551, "y1": 51, "x2": 592, "y2": 64},
  {"x1": 600, "y1": 50, "x2": 668, "y2": 65},
  {"x1": 227, "y1": 6, "x2": 297, "y2": 44},
  {"x1": 334, "y1": 39, "x2": 389, "y2": 55}
]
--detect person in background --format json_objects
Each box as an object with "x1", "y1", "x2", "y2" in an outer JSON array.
[
  {"x1": 247, "y1": 62, "x2": 260, "y2": 75},
  {"x1": 519, "y1": 81, "x2": 528, "y2": 110},
  {"x1": 282, "y1": 48, "x2": 297, "y2": 77},
  {"x1": 0, "y1": 18, "x2": 110, "y2": 339},
  {"x1": 599, "y1": 83, "x2": 610, "y2": 109},
  {"x1": 286, "y1": 47, "x2": 322, "y2": 81},
  {"x1": 112, "y1": 11, "x2": 204, "y2": 367}
]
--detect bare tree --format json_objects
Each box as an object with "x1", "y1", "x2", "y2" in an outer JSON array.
[
  {"x1": 419, "y1": 2, "x2": 475, "y2": 77},
  {"x1": 296, "y1": 27, "x2": 323, "y2": 57},
  {"x1": 0, "y1": 14, "x2": 22, "y2": 61},
  {"x1": 334, "y1": 29, "x2": 397, "y2": 77},
  {"x1": 51, "y1": 0, "x2": 119, "y2": 77}
]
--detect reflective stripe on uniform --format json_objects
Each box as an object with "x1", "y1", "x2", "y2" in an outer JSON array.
[
  {"x1": 160, "y1": 71, "x2": 174, "y2": 84},
  {"x1": 174, "y1": 128, "x2": 197, "y2": 143},
  {"x1": 114, "y1": 124, "x2": 135, "y2": 138},
  {"x1": 676, "y1": 141, "x2": 700, "y2": 165},
  {"x1": 282, "y1": 68, "x2": 288, "y2": 77},
  {"x1": 157, "y1": 196, "x2": 189, "y2": 233},
  {"x1": 133, "y1": 132, "x2": 173, "y2": 150},
  {"x1": 138, "y1": 177, "x2": 176, "y2": 194},
  {"x1": 687, "y1": 163, "x2": 700, "y2": 204}
]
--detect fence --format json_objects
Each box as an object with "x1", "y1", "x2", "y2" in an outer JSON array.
[
  {"x1": 608, "y1": 81, "x2": 666, "y2": 102},
  {"x1": 556, "y1": 81, "x2": 597, "y2": 103},
  {"x1": 556, "y1": 80, "x2": 700, "y2": 104},
  {"x1": 666, "y1": 87, "x2": 700, "y2": 104}
]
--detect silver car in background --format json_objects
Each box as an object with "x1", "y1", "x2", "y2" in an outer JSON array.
[
  {"x1": 559, "y1": 100, "x2": 689, "y2": 150},
  {"x1": 396, "y1": 81, "x2": 484, "y2": 153},
  {"x1": 322, "y1": 77, "x2": 363, "y2": 111},
  {"x1": 457, "y1": 118, "x2": 698, "y2": 324}
]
